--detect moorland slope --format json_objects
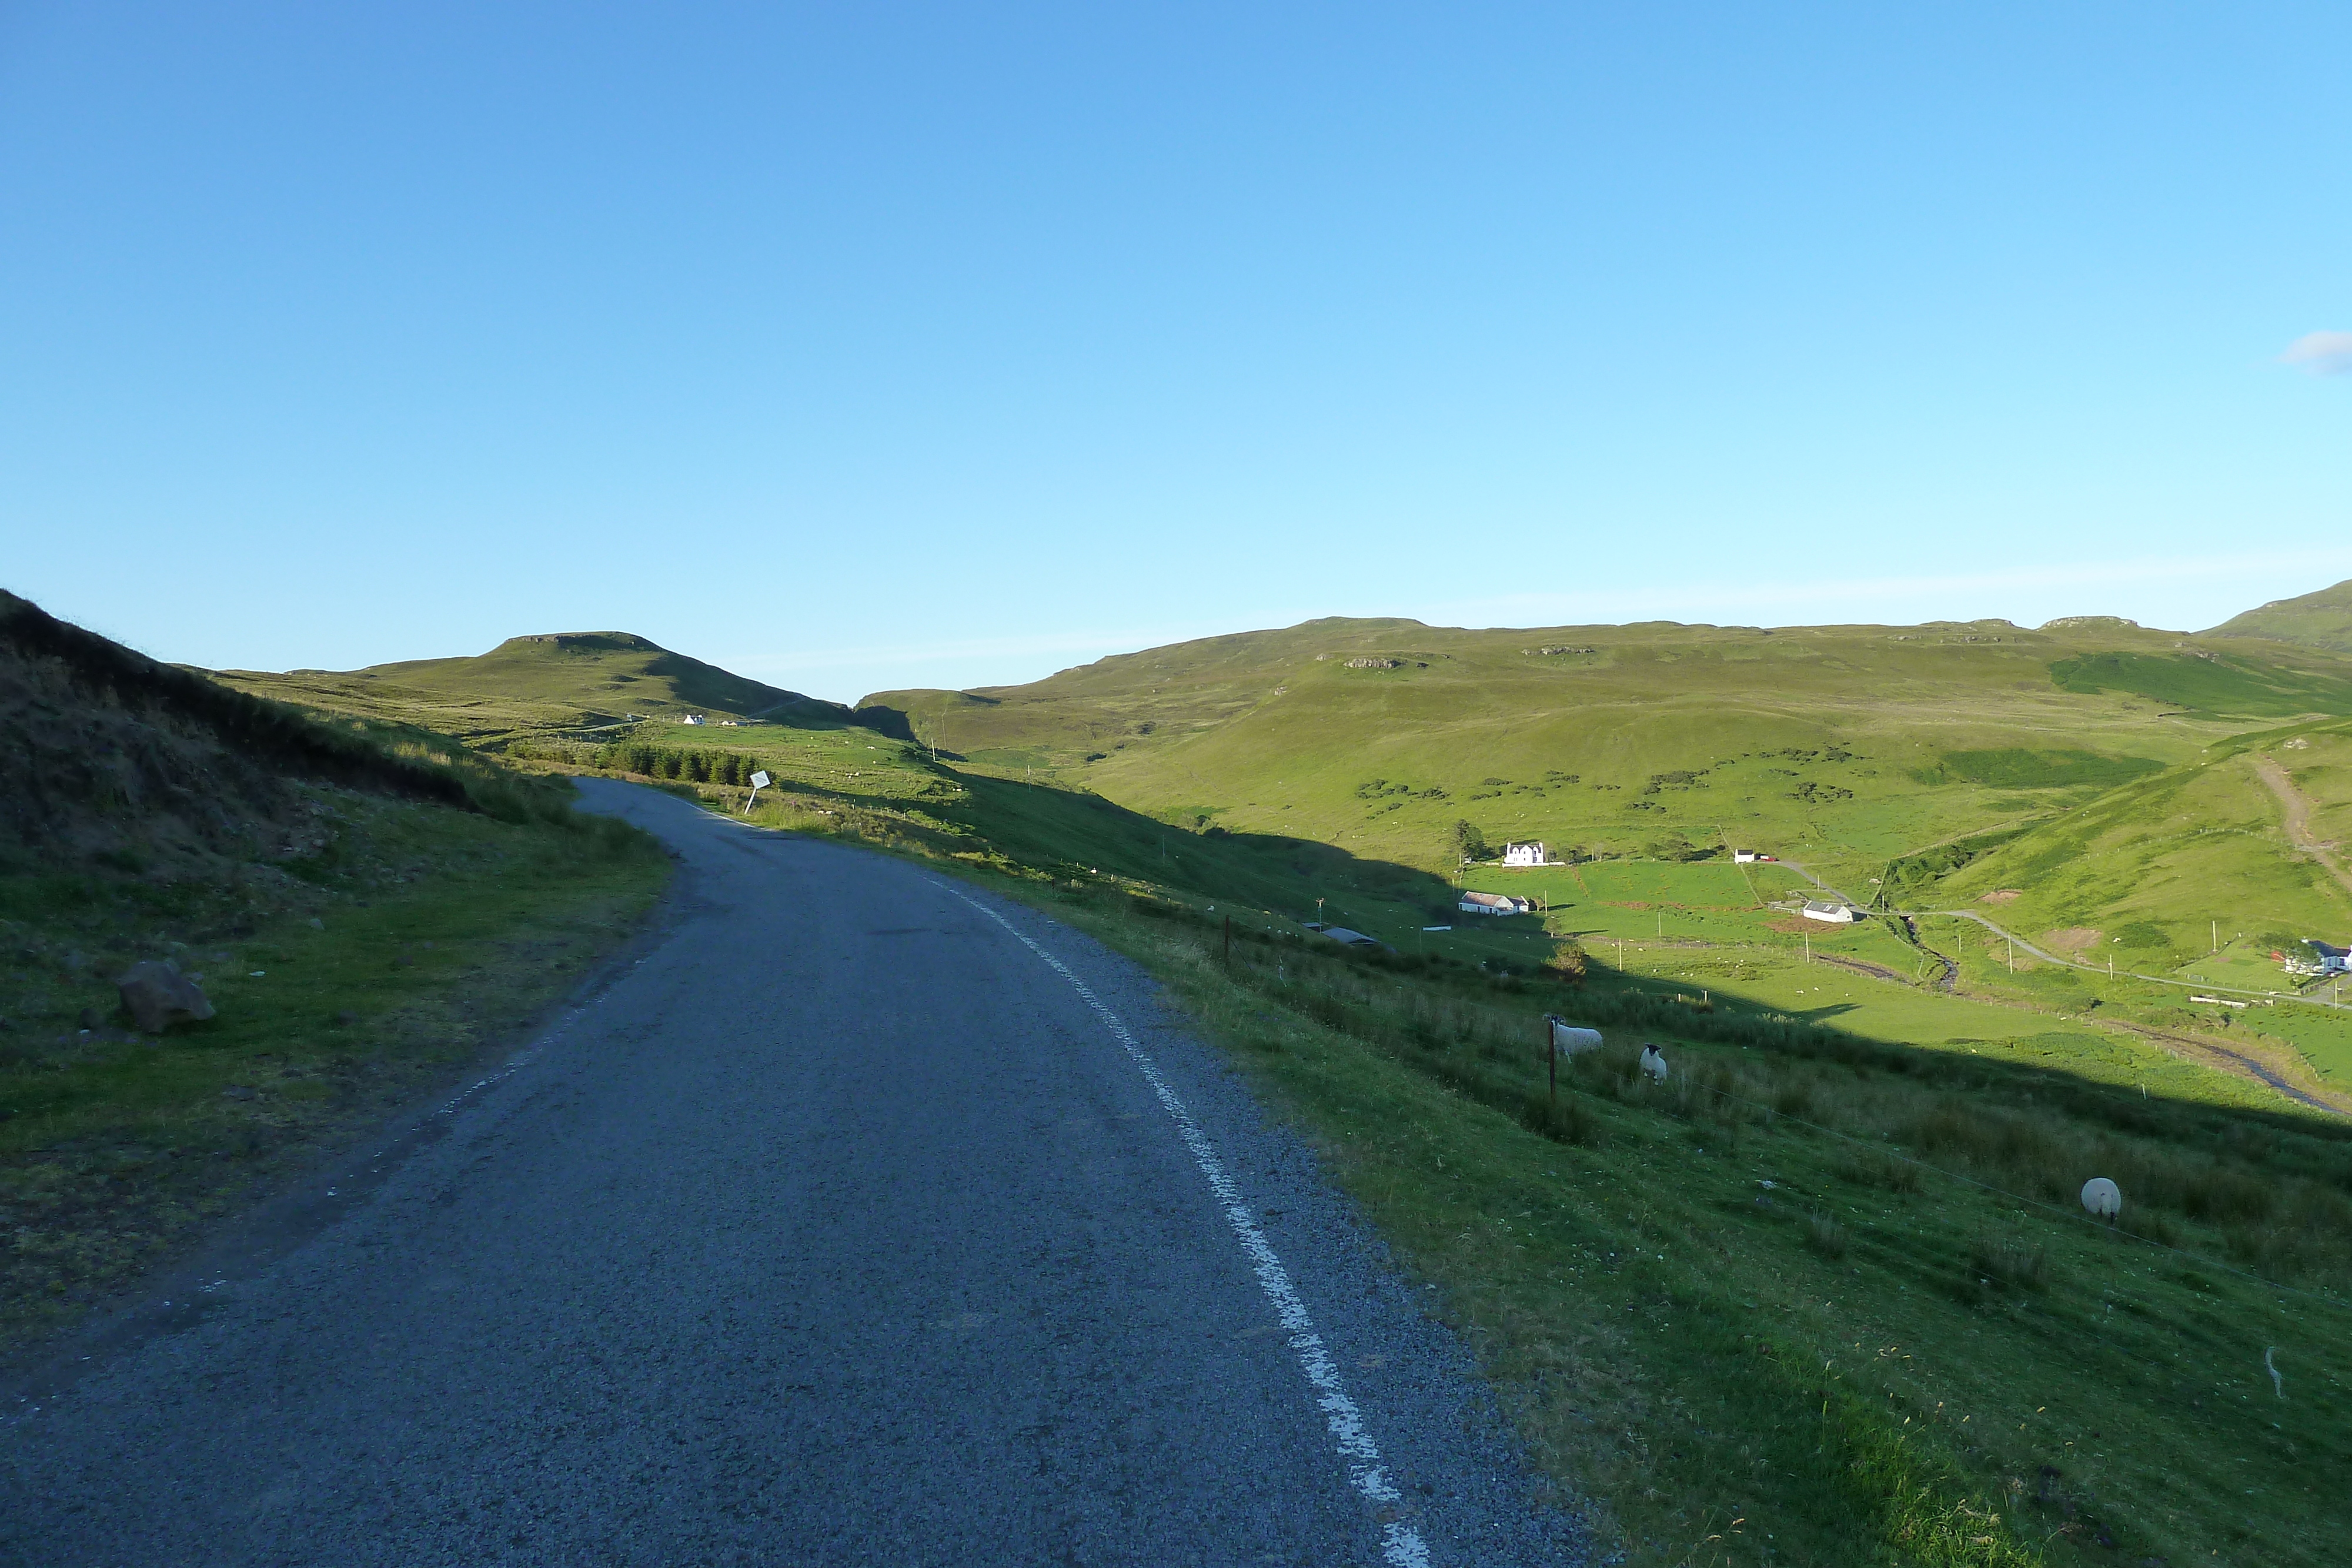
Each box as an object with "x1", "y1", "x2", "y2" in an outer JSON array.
[
  {"x1": 221, "y1": 631, "x2": 850, "y2": 741},
  {"x1": 863, "y1": 606, "x2": 2352, "y2": 895},
  {"x1": 2207, "y1": 576, "x2": 2352, "y2": 654}
]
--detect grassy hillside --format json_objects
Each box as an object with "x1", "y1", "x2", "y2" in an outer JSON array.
[
  {"x1": 2206, "y1": 575, "x2": 2352, "y2": 654},
  {"x1": 853, "y1": 613, "x2": 2352, "y2": 1103},
  {"x1": 863, "y1": 614, "x2": 2352, "y2": 901},
  {"x1": 0, "y1": 594, "x2": 670, "y2": 1353},
  {"x1": 220, "y1": 630, "x2": 851, "y2": 743}
]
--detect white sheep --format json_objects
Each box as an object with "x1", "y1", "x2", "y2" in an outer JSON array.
[
  {"x1": 1547, "y1": 1017, "x2": 1603, "y2": 1057},
  {"x1": 1639, "y1": 1044, "x2": 1669, "y2": 1083},
  {"x1": 2080, "y1": 1177, "x2": 2122, "y2": 1221}
]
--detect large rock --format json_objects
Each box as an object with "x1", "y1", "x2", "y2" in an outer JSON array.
[{"x1": 116, "y1": 961, "x2": 215, "y2": 1034}]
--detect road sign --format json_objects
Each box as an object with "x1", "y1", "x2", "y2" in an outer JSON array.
[
  {"x1": 744, "y1": 770, "x2": 772, "y2": 815},
  {"x1": 749, "y1": 771, "x2": 770, "y2": 788}
]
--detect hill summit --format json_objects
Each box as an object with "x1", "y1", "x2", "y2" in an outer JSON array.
[
  {"x1": 2205, "y1": 578, "x2": 2352, "y2": 653},
  {"x1": 225, "y1": 631, "x2": 850, "y2": 740}
]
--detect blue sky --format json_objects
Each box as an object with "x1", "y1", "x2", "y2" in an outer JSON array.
[{"x1": 4, "y1": 4, "x2": 2346, "y2": 701}]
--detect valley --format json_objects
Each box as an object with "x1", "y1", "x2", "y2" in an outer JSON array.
[{"x1": 37, "y1": 586, "x2": 2352, "y2": 1566}]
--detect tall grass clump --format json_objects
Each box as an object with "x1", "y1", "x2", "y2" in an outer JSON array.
[{"x1": 1967, "y1": 1235, "x2": 2050, "y2": 1293}]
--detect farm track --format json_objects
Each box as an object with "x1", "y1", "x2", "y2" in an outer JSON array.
[
  {"x1": 1812, "y1": 954, "x2": 1909, "y2": 985},
  {"x1": 2251, "y1": 754, "x2": 2352, "y2": 902},
  {"x1": 2103, "y1": 1019, "x2": 2344, "y2": 1117}
]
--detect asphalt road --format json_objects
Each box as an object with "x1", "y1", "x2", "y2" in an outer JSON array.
[{"x1": 2, "y1": 781, "x2": 1585, "y2": 1566}]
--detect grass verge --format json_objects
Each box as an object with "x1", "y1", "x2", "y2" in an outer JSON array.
[
  {"x1": 0, "y1": 784, "x2": 668, "y2": 1355},
  {"x1": 1021, "y1": 894, "x2": 2351, "y2": 1566}
]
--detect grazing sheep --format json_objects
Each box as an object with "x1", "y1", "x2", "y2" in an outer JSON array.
[
  {"x1": 1546, "y1": 1016, "x2": 1603, "y2": 1056},
  {"x1": 1639, "y1": 1044, "x2": 1669, "y2": 1082},
  {"x1": 2080, "y1": 1177, "x2": 2122, "y2": 1221}
]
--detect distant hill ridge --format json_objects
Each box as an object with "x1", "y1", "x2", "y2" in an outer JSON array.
[
  {"x1": 2204, "y1": 578, "x2": 2352, "y2": 654},
  {"x1": 226, "y1": 630, "x2": 855, "y2": 740}
]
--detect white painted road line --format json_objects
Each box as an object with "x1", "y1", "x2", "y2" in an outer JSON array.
[{"x1": 941, "y1": 885, "x2": 1433, "y2": 1568}]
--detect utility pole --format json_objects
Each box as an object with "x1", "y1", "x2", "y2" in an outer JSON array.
[{"x1": 2007, "y1": 938, "x2": 2014, "y2": 972}]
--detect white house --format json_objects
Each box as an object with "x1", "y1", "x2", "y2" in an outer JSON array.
[
  {"x1": 2296, "y1": 939, "x2": 2351, "y2": 977},
  {"x1": 1503, "y1": 841, "x2": 1546, "y2": 867},
  {"x1": 678, "y1": 714, "x2": 707, "y2": 726},
  {"x1": 1459, "y1": 890, "x2": 1532, "y2": 917},
  {"x1": 1800, "y1": 900, "x2": 1857, "y2": 924},
  {"x1": 1733, "y1": 850, "x2": 1760, "y2": 864}
]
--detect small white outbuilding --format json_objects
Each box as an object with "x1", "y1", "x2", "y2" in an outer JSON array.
[{"x1": 1801, "y1": 900, "x2": 1857, "y2": 924}]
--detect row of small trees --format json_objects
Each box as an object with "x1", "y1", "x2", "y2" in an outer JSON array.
[{"x1": 596, "y1": 744, "x2": 768, "y2": 787}]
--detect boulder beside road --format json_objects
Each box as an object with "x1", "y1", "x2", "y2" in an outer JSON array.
[{"x1": 116, "y1": 961, "x2": 216, "y2": 1033}]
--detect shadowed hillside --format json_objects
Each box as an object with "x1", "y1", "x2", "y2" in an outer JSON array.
[
  {"x1": 0, "y1": 593, "x2": 668, "y2": 1353},
  {"x1": 0, "y1": 589, "x2": 470, "y2": 875}
]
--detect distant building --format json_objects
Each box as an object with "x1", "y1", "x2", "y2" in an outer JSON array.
[
  {"x1": 1459, "y1": 890, "x2": 1532, "y2": 917},
  {"x1": 2299, "y1": 940, "x2": 2351, "y2": 976},
  {"x1": 1503, "y1": 841, "x2": 1546, "y2": 867},
  {"x1": 1733, "y1": 850, "x2": 1760, "y2": 864},
  {"x1": 1801, "y1": 901, "x2": 1857, "y2": 925},
  {"x1": 678, "y1": 714, "x2": 706, "y2": 726}
]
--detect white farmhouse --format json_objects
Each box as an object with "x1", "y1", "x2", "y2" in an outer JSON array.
[
  {"x1": 2297, "y1": 940, "x2": 2351, "y2": 977},
  {"x1": 1503, "y1": 841, "x2": 1546, "y2": 867},
  {"x1": 1800, "y1": 900, "x2": 1857, "y2": 924},
  {"x1": 678, "y1": 713, "x2": 707, "y2": 726},
  {"x1": 1459, "y1": 890, "x2": 1532, "y2": 917},
  {"x1": 1733, "y1": 850, "x2": 1760, "y2": 864}
]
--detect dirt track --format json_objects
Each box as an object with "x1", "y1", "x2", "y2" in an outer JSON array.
[{"x1": 2251, "y1": 754, "x2": 2352, "y2": 901}]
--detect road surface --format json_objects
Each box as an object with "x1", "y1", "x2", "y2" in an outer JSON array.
[{"x1": 2, "y1": 781, "x2": 1581, "y2": 1566}]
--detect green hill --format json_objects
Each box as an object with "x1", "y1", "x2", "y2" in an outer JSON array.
[
  {"x1": 222, "y1": 631, "x2": 849, "y2": 741},
  {"x1": 0, "y1": 591, "x2": 667, "y2": 1351},
  {"x1": 862, "y1": 613, "x2": 2352, "y2": 900},
  {"x1": 2205, "y1": 577, "x2": 2352, "y2": 654}
]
